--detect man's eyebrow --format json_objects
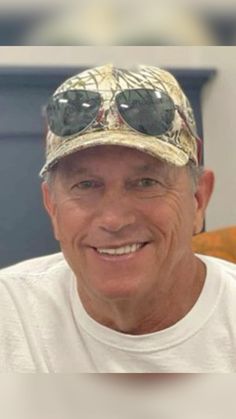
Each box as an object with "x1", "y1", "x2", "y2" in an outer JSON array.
[
  {"x1": 131, "y1": 163, "x2": 164, "y2": 174},
  {"x1": 67, "y1": 166, "x2": 93, "y2": 175},
  {"x1": 71, "y1": 165, "x2": 160, "y2": 173}
]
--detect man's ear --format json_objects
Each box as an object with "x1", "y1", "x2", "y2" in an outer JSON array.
[
  {"x1": 41, "y1": 181, "x2": 60, "y2": 241},
  {"x1": 193, "y1": 170, "x2": 215, "y2": 235}
]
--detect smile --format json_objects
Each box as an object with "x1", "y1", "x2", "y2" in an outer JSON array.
[{"x1": 95, "y1": 243, "x2": 146, "y2": 256}]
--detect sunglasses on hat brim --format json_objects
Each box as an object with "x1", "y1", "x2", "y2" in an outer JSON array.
[{"x1": 46, "y1": 88, "x2": 202, "y2": 163}]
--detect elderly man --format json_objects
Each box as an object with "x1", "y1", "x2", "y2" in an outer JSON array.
[{"x1": 0, "y1": 64, "x2": 235, "y2": 372}]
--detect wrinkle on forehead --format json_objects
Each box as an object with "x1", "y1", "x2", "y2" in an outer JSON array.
[{"x1": 56, "y1": 146, "x2": 180, "y2": 178}]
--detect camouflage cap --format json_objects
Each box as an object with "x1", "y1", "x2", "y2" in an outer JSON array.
[{"x1": 40, "y1": 63, "x2": 199, "y2": 177}]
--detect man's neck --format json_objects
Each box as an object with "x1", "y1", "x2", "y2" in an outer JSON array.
[{"x1": 76, "y1": 255, "x2": 206, "y2": 335}]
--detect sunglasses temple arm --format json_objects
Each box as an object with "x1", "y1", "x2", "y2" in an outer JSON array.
[
  {"x1": 176, "y1": 107, "x2": 203, "y2": 165},
  {"x1": 196, "y1": 137, "x2": 203, "y2": 164}
]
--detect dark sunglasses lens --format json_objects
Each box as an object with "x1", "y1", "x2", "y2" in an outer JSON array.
[
  {"x1": 46, "y1": 90, "x2": 101, "y2": 136},
  {"x1": 116, "y1": 89, "x2": 175, "y2": 136}
]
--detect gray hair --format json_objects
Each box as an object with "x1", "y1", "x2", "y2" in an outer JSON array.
[
  {"x1": 42, "y1": 165, "x2": 57, "y2": 189},
  {"x1": 187, "y1": 160, "x2": 204, "y2": 190}
]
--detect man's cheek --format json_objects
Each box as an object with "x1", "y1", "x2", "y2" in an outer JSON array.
[{"x1": 49, "y1": 212, "x2": 61, "y2": 241}]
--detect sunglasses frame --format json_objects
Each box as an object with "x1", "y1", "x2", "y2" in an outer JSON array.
[{"x1": 46, "y1": 88, "x2": 202, "y2": 163}]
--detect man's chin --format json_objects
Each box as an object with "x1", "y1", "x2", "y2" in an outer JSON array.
[{"x1": 87, "y1": 276, "x2": 145, "y2": 302}]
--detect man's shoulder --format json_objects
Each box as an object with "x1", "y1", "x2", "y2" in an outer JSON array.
[
  {"x1": 0, "y1": 253, "x2": 74, "y2": 372},
  {"x1": 197, "y1": 254, "x2": 236, "y2": 299},
  {"x1": 0, "y1": 252, "x2": 73, "y2": 310},
  {"x1": 197, "y1": 253, "x2": 236, "y2": 274},
  {"x1": 0, "y1": 252, "x2": 68, "y2": 280}
]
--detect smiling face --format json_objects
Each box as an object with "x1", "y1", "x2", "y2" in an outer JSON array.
[{"x1": 42, "y1": 145, "x2": 213, "y2": 308}]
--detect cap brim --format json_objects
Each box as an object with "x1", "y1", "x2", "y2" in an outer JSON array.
[{"x1": 39, "y1": 130, "x2": 189, "y2": 177}]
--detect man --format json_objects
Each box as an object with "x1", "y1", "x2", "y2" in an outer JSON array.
[{"x1": 0, "y1": 63, "x2": 235, "y2": 372}]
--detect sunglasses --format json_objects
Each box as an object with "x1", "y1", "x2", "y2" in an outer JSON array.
[{"x1": 46, "y1": 88, "x2": 202, "y2": 162}]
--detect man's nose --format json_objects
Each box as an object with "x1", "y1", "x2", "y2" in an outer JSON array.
[{"x1": 96, "y1": 188, "x2": 137, "y2": 233}]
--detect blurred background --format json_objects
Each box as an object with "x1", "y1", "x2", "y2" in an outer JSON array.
[
  {"x1": 0, "y1": 46, "x2": 235, "y2": 267},
  {"x1": 0, "y1": 0, "x2": 236, "y2": 45},
  {"x1": 0, "y1": 374, "x2": 235, "y2": 419}
]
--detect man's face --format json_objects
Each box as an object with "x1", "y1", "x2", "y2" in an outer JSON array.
[{"x1": 42, "y1": 146, "x2": 212, "y2": 303}]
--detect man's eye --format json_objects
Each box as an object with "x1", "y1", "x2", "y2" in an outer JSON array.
[
  {"x1": 73, "y1": 180, "x2": 100, "y2": 189},
  {"x1": 136, "y1": 178, "x2": 160, "y2": 187}
]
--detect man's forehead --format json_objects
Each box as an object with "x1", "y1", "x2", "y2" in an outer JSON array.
[{"x1": 57, "y1": 146, "x2": 171, "y2": 173}]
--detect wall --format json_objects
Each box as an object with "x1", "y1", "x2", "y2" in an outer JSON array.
[{"x1": 0, "y1": 46, "x2": 235, "y2": 230}]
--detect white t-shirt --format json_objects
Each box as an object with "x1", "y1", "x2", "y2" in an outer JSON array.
[{"x1": 0, "y1": 252, "x2": 235, "y2": 372}]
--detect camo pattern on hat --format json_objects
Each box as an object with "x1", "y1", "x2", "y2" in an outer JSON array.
[{"x1": 40, "y1": 64, "x2": 199, "y2": 177}]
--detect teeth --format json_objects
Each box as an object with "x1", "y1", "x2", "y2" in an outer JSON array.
[{"x1": 97, "y1": 243, "x2": 143, "y2": 256}]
